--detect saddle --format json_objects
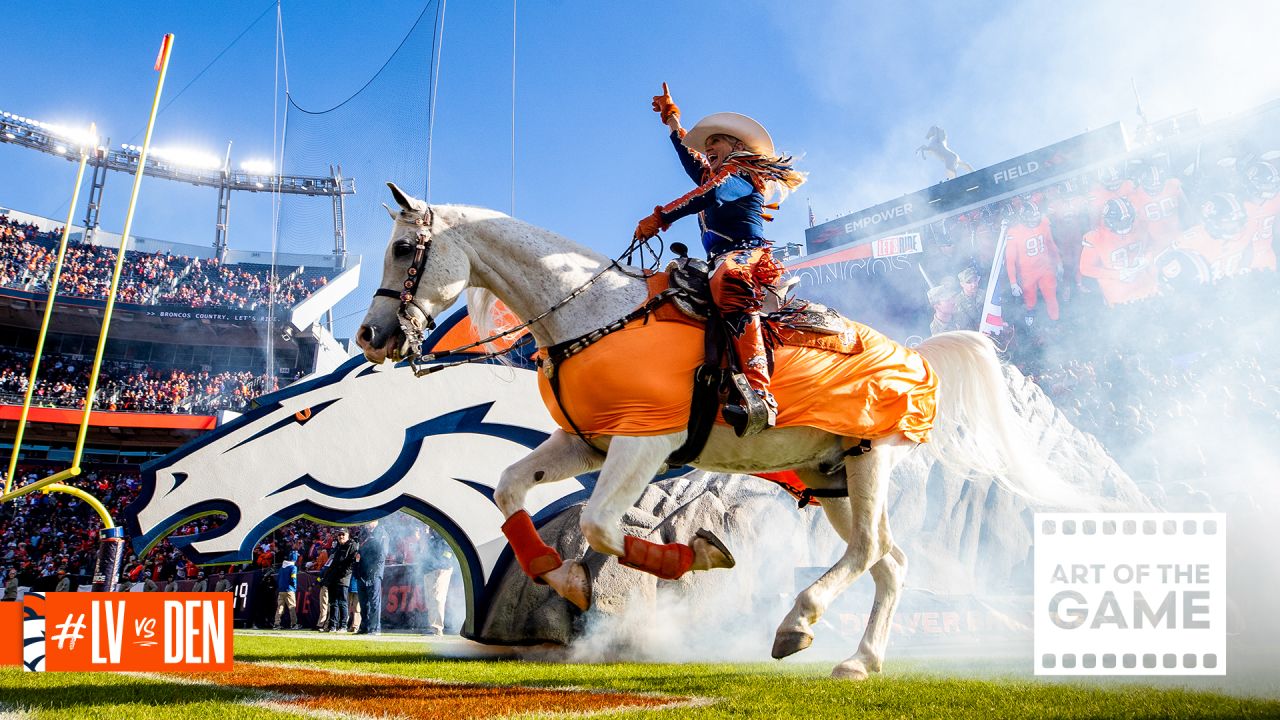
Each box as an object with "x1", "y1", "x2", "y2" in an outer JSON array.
[
  {"x1": 664, "y1": 250, "x2": 850, "y2": 335},
  {"x1": 540, "y1": 247, "x2": 882, "y2": 467},
  {"x1": 661, "y1": 244, "x2": 857, "y2": 464}
]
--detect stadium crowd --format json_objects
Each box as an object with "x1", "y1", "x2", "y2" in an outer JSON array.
[
  {"x1": 0, "y1": 347, "x2": 278, "y2": 414},
  {"x1": 1, "y1": 465, "x2": 453, "y2": 634},
  {"x1": 0, "y1": 214, "x2": 330, "y2": 310},
  {"x1": 0, "y1": 466, "x2": 193, "y2": 594}
]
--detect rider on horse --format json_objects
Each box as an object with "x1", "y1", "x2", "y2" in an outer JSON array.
[{"x1": 635, "y1": 83, "x2": 806, "y2": 433}]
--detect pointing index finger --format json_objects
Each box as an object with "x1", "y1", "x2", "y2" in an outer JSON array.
[{"x1": 662, "y1": 82, "x2": 670, "y2": 98}]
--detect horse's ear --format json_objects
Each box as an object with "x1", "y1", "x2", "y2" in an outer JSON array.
[
  {"x1": 382, "y1": 202, "x2": 397, "y2": 220},
  {"x1": 387, "y1": 182, "x2": 427, "y2": 214}
]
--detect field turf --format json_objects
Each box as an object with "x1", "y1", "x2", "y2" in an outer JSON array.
[{"x1": 1, "y1": 633, "x2": 1278, "y2": 719}]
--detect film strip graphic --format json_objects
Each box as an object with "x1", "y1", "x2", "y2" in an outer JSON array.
[{"x1": 1034, "y1": 513, "x2": 1226, "y2": 676}]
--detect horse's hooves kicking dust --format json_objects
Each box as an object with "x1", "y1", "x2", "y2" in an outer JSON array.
[
  {"x1": 690, "y1": 529, "x2": 735, "y2": 571},
  {"x1": 771, "y1": 631, "x2": 813, "y2": 659}
]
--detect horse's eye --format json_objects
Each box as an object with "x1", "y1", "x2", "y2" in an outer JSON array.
[{"x1": 393, "y1": 242, "x2": 414, "y2": 259}]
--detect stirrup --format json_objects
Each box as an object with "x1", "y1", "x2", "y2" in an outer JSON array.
[{"x1": 722, "y1": 373, "x2": 775, "y2": 438}]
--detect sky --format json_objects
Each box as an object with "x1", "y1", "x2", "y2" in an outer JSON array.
[{"x1": 3, "y1": 0, "x2": 1280, "y2": 334}]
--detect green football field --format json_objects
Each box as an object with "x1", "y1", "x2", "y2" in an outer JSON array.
[{"x1": 2, "y1": 632, "x2": 1278, "y2": 719}]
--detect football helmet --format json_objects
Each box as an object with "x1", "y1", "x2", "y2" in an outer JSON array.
[
  {"x1": 1200, "y1": 192, "x2": 1247, "y2": 239},
  {"x1": 1244, "y1": 160, "x2": 1280, "y2": 201},
  {"x1": 1102, "y1": 197, "x2": 1136, "y2": 234},
  {"x1": 1138, "y1": 165, "x2": 1166, "y2": 194},
  {"x1": 1020, "y1": 202, "x2": 1042, "y2": 228},
  {"x1": 1098, "y1": 164, "x2": 1126, "y2": 191}
]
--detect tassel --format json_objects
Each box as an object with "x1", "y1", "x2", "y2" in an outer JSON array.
[
  {"x1": 761, "y1": 213, "x2": 774, "y2": 222},
  {"x1": 764, "y1": 202, "x2": 780, "y2": 210}
]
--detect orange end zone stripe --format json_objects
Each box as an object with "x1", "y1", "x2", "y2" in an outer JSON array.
[
  {"x1": 179, "y1": 662, "x2": 683, "y2": 719},
  {"x1": 0, "y1": 405, "x2": 215, "y2": 430}
]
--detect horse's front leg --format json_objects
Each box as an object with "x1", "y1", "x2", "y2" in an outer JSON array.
[
  {"x1": 580, "y1": 433, "x2": 735, "y2": 579},
  {"x1": 496, "y1": 430, "x2": 604, "y2": 611}
]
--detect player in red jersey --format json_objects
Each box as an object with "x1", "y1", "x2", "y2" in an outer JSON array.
[
  {"x1": 1045, "y1": 177, "x2": 1093, "y2": 299},
  {"x1": 1080, "y1": 197, "x2": 1159, "y2": 305},
  {"x1": 1004, "y1": 202, "x2": 1061, "y2": 322},
  {"x1": 1131, "y1": 164, "x2": 1186, "y2": 255},
  {"x1": 1241, "y1": 160, "x2": 1280, "y2": 272},
  {"x1": 1087, "y1": 163, "x2": 1137, "y2": 225},
  {"x1": 1176, "y1": 192, "x2": 1251, "y2": 279}
]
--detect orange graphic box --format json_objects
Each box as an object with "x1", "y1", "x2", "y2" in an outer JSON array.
[
  {"x1": 0, "y1": 602, "x2": 19, "y2": 666},
  {"x1": 42, "y1": 593, "x2": 232, "y2": 672}
]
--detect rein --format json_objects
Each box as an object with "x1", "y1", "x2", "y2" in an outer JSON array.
[{"x1": 376, "y1": 220, "x2": 666, "y2": 379}]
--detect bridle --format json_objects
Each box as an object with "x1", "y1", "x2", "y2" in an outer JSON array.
[
  {"x1": 369, "y1": 203, "x2": 668, "y2": 378},
  {"x1": 373, "y1": 207, "x2": 437, "y2": 358}
]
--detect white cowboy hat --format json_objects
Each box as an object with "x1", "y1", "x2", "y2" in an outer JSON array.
[{"x1": 682, "y1": 112, "x2": 775, "y2": 157}]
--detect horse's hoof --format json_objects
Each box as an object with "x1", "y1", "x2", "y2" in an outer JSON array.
[
  {"x1": 692, "y1": 529, "x2": 735, "y2": 571},
  {"x1": 771, "y1": 630, "x2": 813, "y2": 659},
  {"x1": 830, "y1": 658, "x2": 871, "y2": 681},
  {"x1": 542, "y1": 561, "x2": 593, "y2": 612},
  {"x1": 563, "y1": 561, "x2": 593, "y2": 612}
]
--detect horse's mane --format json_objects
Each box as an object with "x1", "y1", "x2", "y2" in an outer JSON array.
[
  {"x1": 466, "y1": 286, "x2": 504, "y2": 343},
  {"x1": 444, "y1": 205, "x2": 615, "y2": 356}
]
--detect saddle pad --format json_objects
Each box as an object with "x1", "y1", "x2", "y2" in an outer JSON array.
[{"x1": 537, "y1": 314, "x2": 937, "y2": 442}]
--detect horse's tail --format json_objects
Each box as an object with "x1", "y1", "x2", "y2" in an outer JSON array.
[{"x1": 914, "y1": 330, "x2": 1085, "y2": 508}]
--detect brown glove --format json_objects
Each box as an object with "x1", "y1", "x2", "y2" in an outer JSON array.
[
  {"x1": 650, "y1": 82, "x2": 680, "y2": 124},
  {"x1": 634, "y1": 206, "x2": 669, "y2": 240}
]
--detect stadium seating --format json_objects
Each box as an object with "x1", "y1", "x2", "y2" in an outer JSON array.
[{"x1": 0, "y1": 214, "x2": 335, "y2": 310}]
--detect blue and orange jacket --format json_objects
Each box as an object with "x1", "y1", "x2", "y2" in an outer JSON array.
[{"x1": 657, "y1": 131, "x2": 768, "y2": 257}]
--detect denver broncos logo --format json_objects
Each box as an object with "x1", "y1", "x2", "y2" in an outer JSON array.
[
  {"x1": 121, "y1": 310, "x2": 590, "y2": 638},
  {"x1": 23, "y1": 591, "x2": 45, "y2": 672}
]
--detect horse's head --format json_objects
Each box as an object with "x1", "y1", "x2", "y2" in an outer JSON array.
[{"x1": 358, "y1": 183, "x2": 472, "y2": 364}]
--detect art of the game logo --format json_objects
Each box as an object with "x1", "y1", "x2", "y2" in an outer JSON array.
[{"x1": 1034, "y1": 513, "x2": 1226, "y2": 675}]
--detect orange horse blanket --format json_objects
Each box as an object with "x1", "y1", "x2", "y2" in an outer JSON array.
[{"x1": 536, "y1": 277, "x2": 938, "y2": 442}]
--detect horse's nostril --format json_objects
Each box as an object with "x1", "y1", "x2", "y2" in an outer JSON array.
[{"x1": 359, "y1": 325, "x2": 376, "y2": 344}]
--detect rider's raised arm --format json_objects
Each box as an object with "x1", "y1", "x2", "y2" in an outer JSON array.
[
  {"x1": 670, "y1": 130, "x2": 710, "y2": 183},
  {"x1": 656, "y1": 169, "x2": 754, "y2": 226}
]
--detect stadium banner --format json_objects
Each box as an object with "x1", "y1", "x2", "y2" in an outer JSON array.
[
  {"x1": 11, "y1": 592, "x2": 231, "y2": 672},
  {"x1": 787, "y1": 99, "x2": 1280, "y2": 345},
  {"x1": 0, "y1": 287, "x2": 281, "y2": 324},
  {"x1": 804, "y1": 123, "x2": 1129, "y2": 255},
  {"x1": 0, "y1": 405, "x2": 216, "y2": 430}
]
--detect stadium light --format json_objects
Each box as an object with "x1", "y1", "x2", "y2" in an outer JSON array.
[
  {"x1": 239, "y1": 158, "x2": 274, "y2": 174},
  {"x1": 150, "y1": 145, "x2": 222, "y2": 171},
  {"x1": 44, "y1": 123, "x2": 99, "y2": 148}
]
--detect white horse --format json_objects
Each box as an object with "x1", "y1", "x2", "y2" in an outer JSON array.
[
  {"x1": 357, "y1": 184, "x2": 1067, "y2": 680},
  {"x1": 917, "y1": 125, "x2": 975, "y2": 180}
]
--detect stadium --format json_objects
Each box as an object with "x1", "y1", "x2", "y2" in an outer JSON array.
[{"x1": 3, "y1": 3, "x2": 1280, "y2": 719}]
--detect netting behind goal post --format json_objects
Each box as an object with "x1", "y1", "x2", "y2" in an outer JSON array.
[{"x1": 276, "y1": 0, "x2": 441, "y2": 339}]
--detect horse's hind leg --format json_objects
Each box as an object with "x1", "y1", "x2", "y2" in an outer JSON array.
[
  {"x1": 496, "y1": 430, "x2": 605, "y2": 610},
  {"x1": 772, "y1": 435, "x2": 911, "y2": 674}
]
